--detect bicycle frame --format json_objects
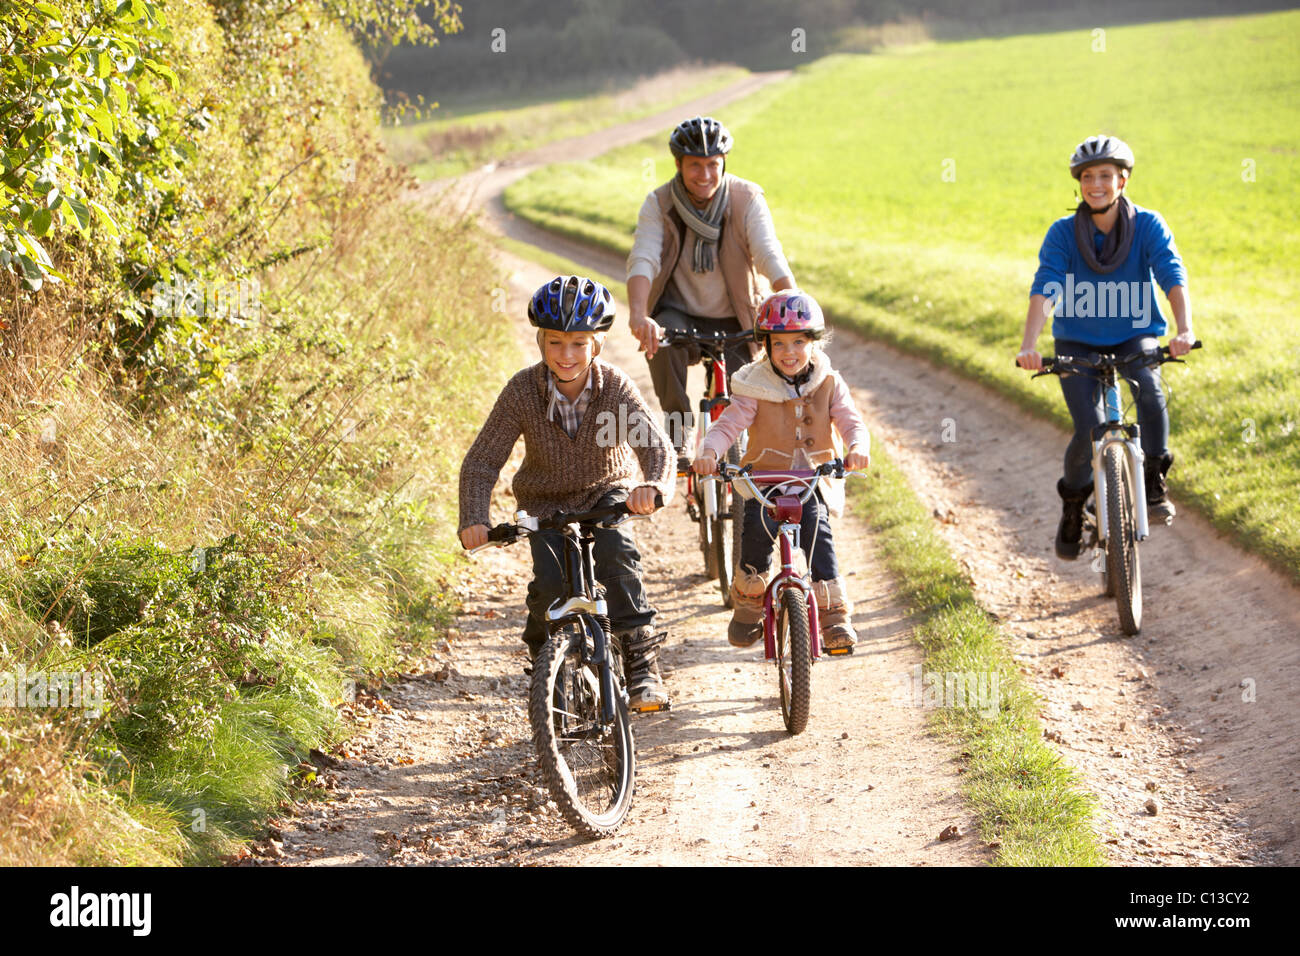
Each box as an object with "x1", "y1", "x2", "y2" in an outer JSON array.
[
  {"x1": 470, "y1": 498, "x2": 660, "y2": 721},
  {"x1": 720, "y1": 465, "x2": 848, "y2": 662},
  {"x1": 761, "y1": 494, "x2": 822, "y2": 662},
  {"x1": 544, "y1": 519, "x2": 620, "y2": 722},
  {"x1": 692, "y1": 353, "x2": 732, "y2": 519}
]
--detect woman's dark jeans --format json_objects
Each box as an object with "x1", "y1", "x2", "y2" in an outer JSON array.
[{"x1": 1054, "y1": 335, "x2": 1168, "y2": 490}]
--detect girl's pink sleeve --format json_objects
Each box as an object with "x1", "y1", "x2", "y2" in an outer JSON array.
[
  {"x1": 700, "y1": 394, "x2": 758, "y2": 459},
  {"x1": 830, "y1": 373, "x2": 870, "y2": 452}
]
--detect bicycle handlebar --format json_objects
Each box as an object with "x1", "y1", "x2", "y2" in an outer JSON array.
[
  {"x1": 657, "y1": 328, "x2": 756, "y2": 348},
  {"x1": 469, "y1": 494, "x2": 665, "y2": 553},
  {"x1": 715, "y1": 459, "x2": 866, "y2": 509},
  {"x1": 1027, "y1": 340, "x2": 1203, "y2": 378}
]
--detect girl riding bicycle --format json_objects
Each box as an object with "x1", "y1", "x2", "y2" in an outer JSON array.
[
  {"x1": 1016, "y1": 135, "x2": 1196, "y2": 560},
  {"x1": 458, "y1": 275, "x2": 676, "y2": 710},
  {"x1": 692, "y1": 290, "x2": 870, "y2": 651}
]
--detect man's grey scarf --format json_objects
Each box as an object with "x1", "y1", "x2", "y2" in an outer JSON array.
[
  {"x1": 671, "y1": 172, "x2": 730, "y2": 273},
  {"x1": 1074, "y1": 195, "x2": 1136, "y2": 275}
]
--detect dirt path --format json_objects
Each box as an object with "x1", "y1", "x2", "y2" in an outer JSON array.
[
  {"x1": 837, "y1": 337, "x2": 1299, "y2": 865},
  {"x1": 257, "y1": 70, "x2": 1298, "y2": 867},
  {"x1": 263, "y1": 261, "x2": 991, "y2": 867}
]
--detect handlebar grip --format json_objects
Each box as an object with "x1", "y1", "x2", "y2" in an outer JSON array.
[
  {"x1": 487, "y1": 524, "x2": 516, "y2": 543},
  {"x1": 652, "y1": 493, "x2": 664, "y2": 510},
  {"x1": 1191, "y1": 339, "x2": 1203, "y2": 350}
]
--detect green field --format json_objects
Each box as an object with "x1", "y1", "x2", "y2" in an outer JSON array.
[
  {"x1": 505, "y1": 11, "x2": 1300, "y2": 579},
  {"x1": 382, "y1": 65, "x2": 749, "y2": 180}
]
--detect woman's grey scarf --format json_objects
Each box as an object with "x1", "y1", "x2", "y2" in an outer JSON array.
[
  {"x1": 1074, "y1": 195, "x2": 1136, "y2": 275},
  {"x1": 670, "y1": 172, "x2": 730, "y2": 273}
]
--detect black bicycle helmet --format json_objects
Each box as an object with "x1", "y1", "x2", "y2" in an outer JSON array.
[
  {"x1": 1070, "y1": 135, "x2": 1135, "y2": 179},
  {"x1": 527, "y1": 275, "x2": 616, "y2": 333},
  {"x1": 668, "y1": 116, "x2": 733, "y2": 159}
]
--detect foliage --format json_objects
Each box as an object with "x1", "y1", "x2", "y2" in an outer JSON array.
[
  {"x1": 0, "y1": 0, "x2": 511, "y2": 865},
  {"x1": 0, "y1": 0, "x2": 181, "y2": 291}
]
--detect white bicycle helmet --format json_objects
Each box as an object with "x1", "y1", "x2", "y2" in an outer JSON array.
[{"x1": 1070, "y1": 135, "x2": 1134, "y2": 179}]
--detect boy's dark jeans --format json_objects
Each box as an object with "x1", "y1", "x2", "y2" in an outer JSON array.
[
  {"x1": 738, "y1": 487, "x2": 839, "y2": 581},
  {"x1": 523, "y1": 490, "x2": 654, "y2": 658}
]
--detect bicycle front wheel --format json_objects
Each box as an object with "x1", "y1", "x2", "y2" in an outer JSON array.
[
  {"x1": 775, "y1": 587, "x2": 812, "y2": 735},
  {"x1": 529, "y1": 623, "x2": 635, "y2": 837},
  {"x1": 1103, "y1": 444, "x2": 1142, "y2": 634},
  {"x1": 714, "y1": 444, "x2": 742, "y2": 606},
  {"x1": 697, "y1": 478, "x2": 719, "y2": 578}
]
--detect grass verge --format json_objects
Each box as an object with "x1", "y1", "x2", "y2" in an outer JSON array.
[{"x1": 847, "y1": 451, "x2": 1104, "y2": 865}]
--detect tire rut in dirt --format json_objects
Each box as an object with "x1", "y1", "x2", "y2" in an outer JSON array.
[{"x1": 528, "y1": 624, "x2": 635, "y2": 837}]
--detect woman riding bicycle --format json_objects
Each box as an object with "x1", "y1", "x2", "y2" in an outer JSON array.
[
  {"x1": 458, "y1": 276, "x2": 676, "y2": 711},
  {"x1": 1016, "y1": 135, "x2": 1196, "y2": 560}
]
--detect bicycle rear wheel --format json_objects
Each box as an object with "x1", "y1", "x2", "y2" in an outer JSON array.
[
  {"x1": 1103, "y1": 445, "x2": 1142, "y2": 634},
  {"x1": 529, "y1": 622, "x2": 635, "y2": 836},
  {"x1": 714, "y1": 444, "x2": 742, "y2": 606},
  {"x1": 775, "y1": 587, "x2": 812, "y2": 735}
]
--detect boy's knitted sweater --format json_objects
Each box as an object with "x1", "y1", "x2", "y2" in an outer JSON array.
[{"x1": 458, "y1": 359, "x2": 675, "y2": 531}]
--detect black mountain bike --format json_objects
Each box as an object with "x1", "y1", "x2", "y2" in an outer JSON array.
[{"x1": 469, "y1": 496, "x2": 661, "y2": 836}]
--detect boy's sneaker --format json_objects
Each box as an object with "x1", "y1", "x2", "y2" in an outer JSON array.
[{"x1": 620, "y1": 627, "x2": 670, "y2": 712}]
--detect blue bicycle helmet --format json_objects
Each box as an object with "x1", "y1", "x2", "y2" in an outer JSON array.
[{"x1": 527, "y1": 275, "x2": 616, "y2": 333}]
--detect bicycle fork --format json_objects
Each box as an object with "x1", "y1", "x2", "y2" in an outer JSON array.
[
  {"x1": 545, "y1": 528, "x2": 621, "y2": 723},
  {"x1": 761, "y1": 518, "x2": 822, "y2": 661}
]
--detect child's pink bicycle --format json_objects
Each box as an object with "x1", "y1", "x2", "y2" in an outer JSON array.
[{"x1": 716, "y1": 458, "x2": 866, "y2": 735}]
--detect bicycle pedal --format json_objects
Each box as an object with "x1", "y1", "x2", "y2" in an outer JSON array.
[
  {"x1": 823, "y1": 647, "x2": 854, "y2": 657},
  {"x1": 630, "y1": 701, "x2": 671, "y2": 714}
]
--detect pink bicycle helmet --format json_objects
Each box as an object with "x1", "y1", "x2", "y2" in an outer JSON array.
[{"x1": 754, "y1": 290, "x2": 825, "y2": 344}]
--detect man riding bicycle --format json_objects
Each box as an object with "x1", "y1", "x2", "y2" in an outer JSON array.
[
  {"x1": 626, "y1": 116, "x2": 797, "y2": 467},
  {"x1": 1016, "y1": 135, "x2": 1196, "y2": 560}
]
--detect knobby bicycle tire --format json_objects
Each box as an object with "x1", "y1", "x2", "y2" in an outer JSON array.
[
  {"x1": 776, "y1": 587, "x2": 812, "y2": 735},
  {"x1": 528, "y1": 622, "x2": 635, "y2": 836},
  {"x1": 1103, "y1": 445, "x2": 1142, "y2": 634},
  {"x1": 697, "y1": 476, "x2": 719, "y2": 579}
]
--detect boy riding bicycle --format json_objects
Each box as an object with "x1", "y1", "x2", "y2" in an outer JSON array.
[
  {"x1": 458, "y1": 276, "x2": 676, "y2": 711},
  {"x1": 692, "y1": 290, "x2": 870, "y2": 651}
]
